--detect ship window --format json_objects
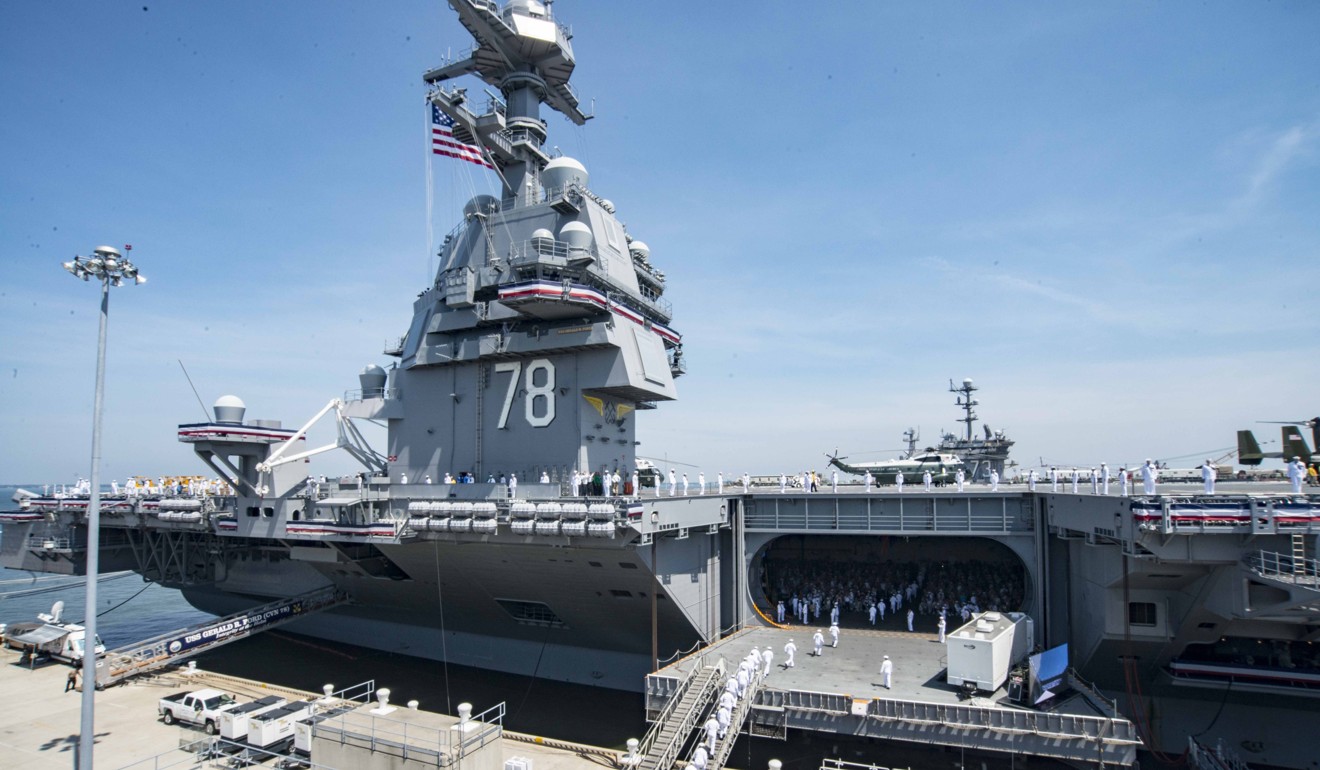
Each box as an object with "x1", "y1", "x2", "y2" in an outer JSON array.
[
  {"x1": 589, "y1": 561, "x2": 603, "y2": 567},
  {"x1": 494, "y1": 599, "x2": 564, "y2": 628},
  {"x1": 619, "y1": 562, "x2": 638, "y2": 569},
  {"x1": 246, "y1": 506, "x2": 259, "y2": 518},
  {"x1": 263, "y1": 507, "x2": 274, "y2": 518},
  {"x1": 1128, "y1": 602, "x2": 1157, "y2": 627},
  {"x1": 610, "y1": 590, "x2": 633, "y2": 598}
]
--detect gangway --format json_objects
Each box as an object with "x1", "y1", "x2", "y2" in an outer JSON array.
[
  {"x1": 94, "y1": 586, "x2": 348, "y2": 687},
  {"x1": 637, "y1": 657, "x2": 725, "y2": 770},
  {"x1": 707, "y1": 674, "x2": 762, "y2": 770}
]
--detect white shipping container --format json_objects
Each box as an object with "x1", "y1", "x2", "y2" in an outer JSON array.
[
  {"x1": 247, "y1": 700, "x2": 316, "y2": 748},
  {"x1": 945, "y1": 611, "x2": 1031, "y2": 693},
  {"x1": 219, "y1": 695, "x2": 287, "y2": 740}
]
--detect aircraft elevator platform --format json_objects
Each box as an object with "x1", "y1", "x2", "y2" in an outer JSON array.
[{"x1": 643, "y1": 625, "x2": 1140, "y2": 767}]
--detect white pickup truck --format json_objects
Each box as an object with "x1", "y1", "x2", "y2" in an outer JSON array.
[{"x1": 158, "y1": 689, "x2": 240, "y2": 734}]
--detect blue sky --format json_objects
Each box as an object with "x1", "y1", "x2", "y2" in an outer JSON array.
[{"x1": 2, "y1": 1, "x2": 1318, "y2": 484}]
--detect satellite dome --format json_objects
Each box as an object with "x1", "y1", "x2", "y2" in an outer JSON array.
[
  {"x1": 559, "y1": 221, "x2": 593, "y2": 252},
  {"x1": 93, "y1": 245, "x2": 123, "y2": 259},
  {"x1": 359, "y1": 364, "x2": 387, "y2": 397},
  {"x1": 962, "y1": 378, "x2": 974, "y2": 387},
  {"x1": 542, "y1": 156, "x2": 588, "y2": 192},
  {"x1": 462, "y1": 195, "x2": 498, "y2": 218},
  {"x1": 213, "y1": 395, "x2": 247, "y2": 424},
  {"x1": 629, "y1": 240, "x2": 650, "y2": 259},
  {"x1": 530, "y1": 228, "x2": 555, "y2": 253}
]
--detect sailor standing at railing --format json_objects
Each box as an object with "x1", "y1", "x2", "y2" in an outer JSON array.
[
  {"x1": 923, "y1": 470, "x2": 933, "y2": 492},
  {"x1": 1101, "y1": 463, "x2": 1110, "y2": 495},
  {"x1": 718, "y1": 472, "x2": 724, "y2": 494},
  {"x1": 742, "y1": 473, "x2": 750, "y2": 492},
  {"x1": 956, "y1": 468, "x2": 965, "y2": 492},
  {"x1": 1119, "y1": 467, "x2": 1129, "y2": 496},
  {"x1": 1049, "y1": 467, "x2": 1059, "y2": 492},
  {"x1": 990, "y1": 469, "x2": 1000, "y2": 492},
  {"x1": 1027, "y1": 469, "x2": 1038, "y2": 492},
  {"x1": 509, "y1": 473, "x2": 518, "y2": 498},
  {"x1": 779, "y1": 473, "x2": 787, "y2": 493},
  {"x1": 1141, "y1": 459, "x2": 1158, "y2": 495},
  {"x1": 1288, "y1": 457, "x2": 1305, "y2": 493},
  {"x1": 832, "y1": 470, "x2": 839, "y2": 492},
  {"x1": 682, "y1": 473, "x2": 690, "y2": 495},
  {"x1": 1089, "y1": 468, "x2": 1098, "y2": 495},
  {"x1": 698, "y1": 472, "x2": 706, "y2": 495},
  {"x1": 895, "y1": 471, "x2": 905, "y2": 493},
  {"x1": 631, "y1": 469, "x2": 639, "y2": 496},
  {"x1": 1201, "y1": 459, "x2": 1216, "y2": 495},
  {"x1": 865, "y1": 471, "x2": 873, "y2": 491},
  {"x1": 669, "y1": 469, "x2": 677, "y2": 496},
  {"x1": 1070, "y1": 468, "x2": 1079, "y2": 494}
]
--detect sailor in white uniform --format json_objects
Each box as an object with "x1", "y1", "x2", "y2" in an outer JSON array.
[
  {"x1": 832, "y1": 470, "x2": 838, "y2": 492},
  {"x1": 698, "y1": 472, "x2": 706, "y2": 495},
  {"x1": 779, "y1": 473, "x2": 787, "y2": 493},
  {"x1": 895, "y1": 471, "x2": 904, "y2": 493},
  {"x1": 956, "y1": 469, "x2": 965, "y2": 492},
  {"x1": 869, "y1": 603, "x2": 877, "y2": 625},
  {"x1": 508, "y1": 473, "x2": 517, "y2": 498},
  {"x1": 812, "y1": 629, "x2": 825, "y2": 657},
  {"x1": 830, "y1": 603, "x2": 839, "y2": 625},
  {"x1": 1089, "y1": 468, "x2": 1098, "y2": 495},
  {"x1": 669, "y1": 469, "x2": 677, "y2": 497},
  {"x1": 879, "y1": 655, "x2": 893, "y2": 689},
  {"x1": 400, "y1": 472, "x2": 408, "y2": 484},
  {"x1": 801, "y1": 471, "x2": 810, "y2": 492},
  {"x1": 877, "y1": 599, "x2": 885, "y2": 622},
  {"x1": 1288, "y1": 457, "x2": 1305, "y2": 493},
  {"x1": 682, "y1": 473, "x2": 690, "y2": 495},
  {"x1": 1202, "y1": 460, "x2": 1216, "y2": 495},
  {"x1": 742, "y1": 473, "x2": 750, "y2": 493},
  {"x1": 1027, "y1": 469, "x2": 1037, "y2": 492},
  {"x1": 937, "y1": 614, "x2": 947, "y2": 644},
  {"x1": 923, "y1": 470, "x2": 933, "y2": 492},
  {"x1": 1049, "y1": 466, "x2": 1059, "y2": 492},
  {"x1": 539, "y1": 471, "x2": 549, "y2": 484},
  {"x1": 717, "y1": 472, "x2": 724, "y2": 494},
  {"x1": 784, "y1": 638, "x2": 797, "y2": 668},
  {"x1": 631, "y1": 469, "x2": 639, "y2": 496},
  {"x1": 762, "y1": 645, "x2": 773, "y2": 677},
  {"x1": 829, "y1": 622, "x2": 840, "y2": 647},
  {"x1": 690, "y1": 746, "x2": 709, "y2": 770},
  {"x1": 1071, "y1": 468, "x2": 1080, "y2": 494},
  {"x1": 865, "y1": 471, "x2": 873, "y2": 492},
  {"x1": 1119, "y1": 467, "x2": 1129, "y2": 497},
  {"x1": 1141, "y1": 459, "x2": 1157, "y2": 495},
  {"x1": 777, "y1": 600, "x2": 785, "y2": 624},
  {"x1": 990, "y1": 469, "x2": 999, "y2": 492},
  {"x1": 1101, "y1": 463, "x2": 1110, "y2": 495},
  {"x1": 716, "y1": 704, "x2": 731, "y2": 738},
  {"x1": 907, "y1": 608, "x2": 914, "y2": 632}
]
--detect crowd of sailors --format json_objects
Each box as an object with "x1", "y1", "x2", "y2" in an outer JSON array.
[{"x1": 764, "y1": 557, "x2": 1025, "y2": 632}]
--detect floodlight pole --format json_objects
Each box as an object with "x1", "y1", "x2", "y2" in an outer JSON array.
[
  {"x1": 78, "y1": 276, "x2": 109, "y2": 770},
  {"x1": 63, "y1": 245, "x2": 144, "y2": 770}
]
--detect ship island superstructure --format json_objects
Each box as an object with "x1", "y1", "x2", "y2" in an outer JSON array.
[{"x1": 3, "y1": 2, "x2": 1320, "y2": 767}]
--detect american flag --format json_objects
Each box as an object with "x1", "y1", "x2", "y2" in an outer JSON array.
[{"x1": 431, "y1": 105, "x2": 493, "y2": 169}]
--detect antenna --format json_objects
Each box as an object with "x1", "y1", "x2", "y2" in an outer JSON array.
[
  {"x1": 949, "y1": 378, "x2": 979, "y2": 442},
  {"x1": 178, "y1": 360, "x2": 212, "y2": 421}
]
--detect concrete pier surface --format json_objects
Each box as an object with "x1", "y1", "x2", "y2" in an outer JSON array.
[{"x1": 0, "y1": 647, "x2": 625, "y2": 770}]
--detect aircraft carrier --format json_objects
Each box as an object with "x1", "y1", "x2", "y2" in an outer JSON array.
[{"x1": 3, "y1": 2, "x2": 1319, "y2": 767}]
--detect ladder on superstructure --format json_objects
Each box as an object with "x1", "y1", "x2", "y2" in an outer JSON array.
[{"x1": 94, "y1": 586, "x2": 348, "y2": 687}]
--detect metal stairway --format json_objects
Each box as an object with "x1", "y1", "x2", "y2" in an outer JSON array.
[
  {"x1": 707, "y1": 676, "x2": 762, "y2": 770},
  {"x1": 637, "y1": 658, "x2": 726, "y2": 770}
]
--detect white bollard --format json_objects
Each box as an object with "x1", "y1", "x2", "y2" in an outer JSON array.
[
  {"x1": 769, "y1": 761, "x2": 783, "y2": 770},
  {"x1": 372, "y1": 687, "x2": 396, "y2": 714},
  {"x1": 454, "y1": 702, "x2": 476, "y2": 733},
  {"x1": 408, "y1": 700, "x2": 420, "y2": 711}
]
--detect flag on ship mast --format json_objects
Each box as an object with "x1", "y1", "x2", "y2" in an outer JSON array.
[{"x1": 431, "y1": 104, "x2": 493, "y2": 169}]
